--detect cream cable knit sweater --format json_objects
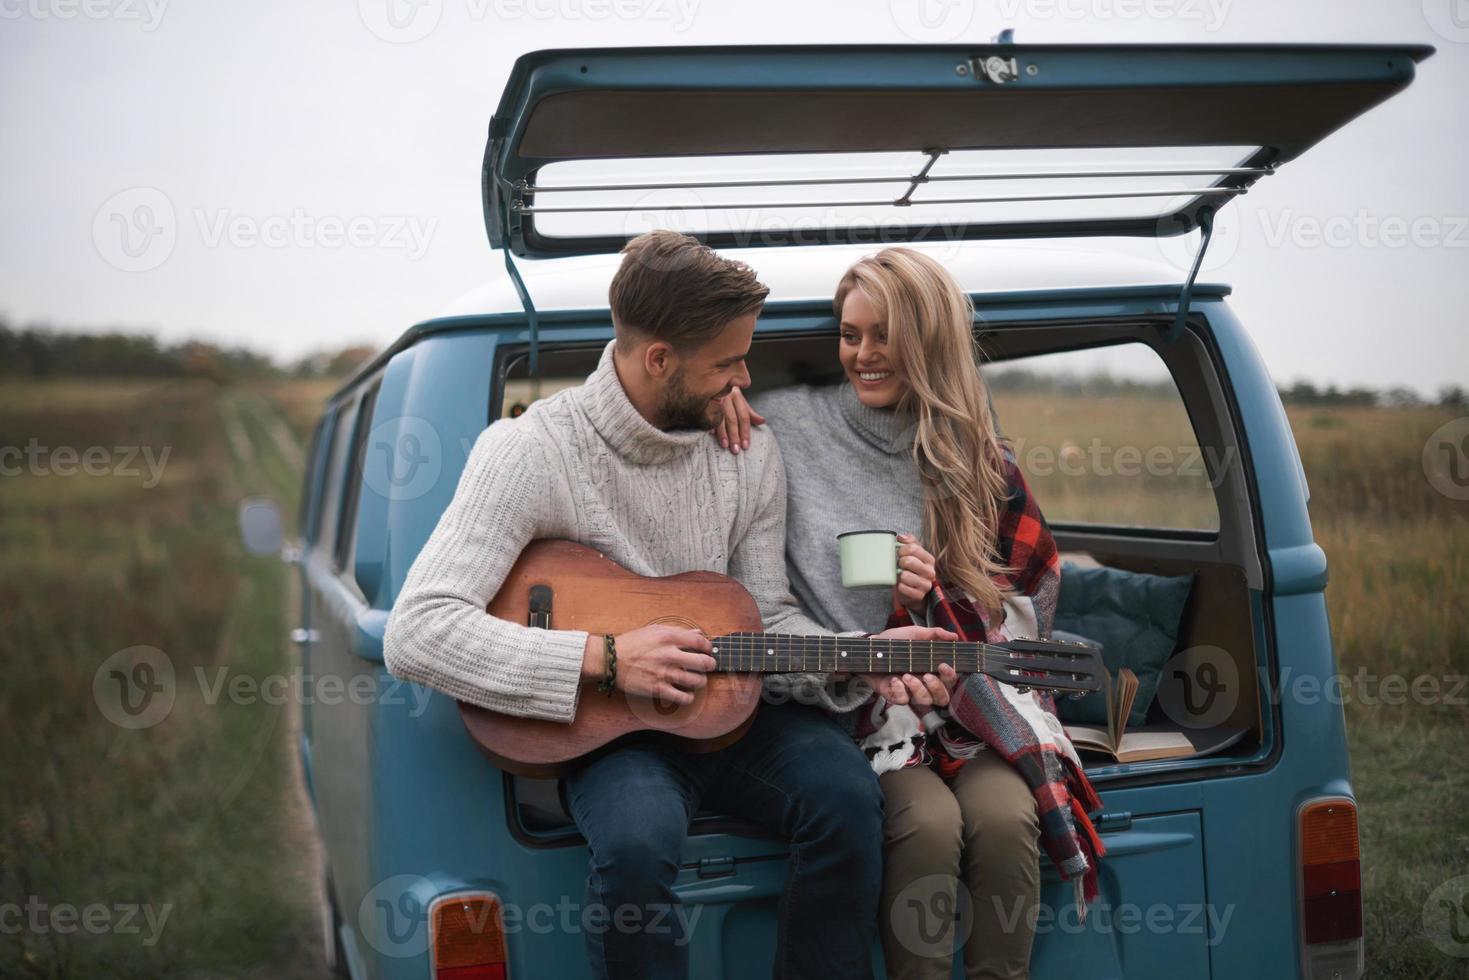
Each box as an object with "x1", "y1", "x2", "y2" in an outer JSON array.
[{"x1": 383, "y1": 339, "x2": 872, "y2": 724}]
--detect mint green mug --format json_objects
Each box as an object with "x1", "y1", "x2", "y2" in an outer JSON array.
[{"x1": 837, "y1": 529, "x2": 902, "y2": 589}]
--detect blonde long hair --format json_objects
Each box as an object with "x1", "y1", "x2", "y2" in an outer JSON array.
[{"x1": 833, "y1": 248, "x2": 1012, "y2": 617}]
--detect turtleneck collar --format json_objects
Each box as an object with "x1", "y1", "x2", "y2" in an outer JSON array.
[
  {"x1": 837, "y1": 380, "x2": 916, "y2": 455},
  {"x1": 576, "y1": 340, "x2": 708, "y2": 466}
]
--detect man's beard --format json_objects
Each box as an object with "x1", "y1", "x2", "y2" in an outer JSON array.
[{"x1": 656, "y1": 365, "x2": 726, "y2": 431}]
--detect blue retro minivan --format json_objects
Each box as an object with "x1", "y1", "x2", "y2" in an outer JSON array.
[{"x1": 261, "y1": 43, "x2": 1432, "y2": 980}]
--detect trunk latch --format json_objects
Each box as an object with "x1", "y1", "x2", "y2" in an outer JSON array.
[
  {"x1": 697, "y1": 856, "x2": 736, "y2": 879},
  {"x1": 970, "y1": 55, "x2": 1019, "y2": 84}
]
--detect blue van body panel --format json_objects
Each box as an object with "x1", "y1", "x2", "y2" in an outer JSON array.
[{"x1": 303, "y1": 285, "x2": 1350, "y2": 980}]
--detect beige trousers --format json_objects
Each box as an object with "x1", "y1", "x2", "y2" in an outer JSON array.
[{"x1": 877, "y1": 749, "x2": 1041, "y2": 980}]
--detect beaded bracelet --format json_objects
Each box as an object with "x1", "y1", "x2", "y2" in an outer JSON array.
[{"x1": 597, "y1": 633, "x2": 618, "y2": 696}]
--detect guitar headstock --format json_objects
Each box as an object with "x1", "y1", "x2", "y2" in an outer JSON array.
[{"x1": 984, "y1": 638, "x2": 1104, "y2": 695}]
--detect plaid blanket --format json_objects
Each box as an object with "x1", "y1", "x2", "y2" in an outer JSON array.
[{"x1": 853, "y1": 451, "x2": 1107, "y2": 910}]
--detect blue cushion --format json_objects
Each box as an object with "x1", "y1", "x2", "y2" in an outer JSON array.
[{"x1": 1052, "y1": 563, "x2": 1195, "y2": 727}]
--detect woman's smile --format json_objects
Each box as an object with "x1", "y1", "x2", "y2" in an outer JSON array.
[{"x1": 855, "y1": 369, "x2": 895, "y2": 388}]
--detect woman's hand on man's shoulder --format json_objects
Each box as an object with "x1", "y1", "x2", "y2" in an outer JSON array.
[{"x1": 713, "y1": 386, "x2": 767, "y2": 455}]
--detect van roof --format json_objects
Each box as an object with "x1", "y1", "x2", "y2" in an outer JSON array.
[{"x1": 440, "y1": 240, "x2": 1214, "y2": 317}]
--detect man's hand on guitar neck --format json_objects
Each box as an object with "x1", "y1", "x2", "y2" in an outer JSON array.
[{"x1": 579, "y1": 626, "x2": 718, "y2": 706}]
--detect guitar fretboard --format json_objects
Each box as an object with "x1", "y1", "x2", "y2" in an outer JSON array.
[{"x1": 710, "y1": 632, "x2": 988, "y2": 674}]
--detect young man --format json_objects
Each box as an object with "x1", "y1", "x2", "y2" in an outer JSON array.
[{"x1": 383, "y1": 230, "x2": 954, "y2": 980}]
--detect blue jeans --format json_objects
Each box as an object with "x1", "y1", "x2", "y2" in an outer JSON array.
[{"x1": 560, "y1": 700, "x2": 885, "y2": 980}]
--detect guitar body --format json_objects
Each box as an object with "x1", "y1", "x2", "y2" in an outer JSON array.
[{"x1": 459, "y1": 540, "x2": 767, "y2": 777}]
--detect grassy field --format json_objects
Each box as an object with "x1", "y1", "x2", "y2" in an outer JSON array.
[
  {"x1": 0, "y1": 378, "x2": 1465, "y2": 977},
  {"x1": 0, "y1": 377, "x2": 335, "y2": 979}
]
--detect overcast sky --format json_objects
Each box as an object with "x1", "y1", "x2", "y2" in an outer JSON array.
[{"x1": 2, "y1": 0, "x2": 1465, "y2": 394}]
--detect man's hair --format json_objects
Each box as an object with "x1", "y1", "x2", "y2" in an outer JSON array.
[{"x1": 609, "y1": 230, "x2": 769, "y2": 352}]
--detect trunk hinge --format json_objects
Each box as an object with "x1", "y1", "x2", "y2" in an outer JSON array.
[
  {"x1": 502, "y1": 245, "x2": 541, "y2": 376},
  {"x1": 1165, "y1": 205, "x2": 1215, "y2": 345},
  {"x1": 498, "y1": 168, "x2": 542, "y2": 376}
]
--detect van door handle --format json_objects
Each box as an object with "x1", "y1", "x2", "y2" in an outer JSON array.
[{"x1": 291, "y1": 628, "x2": 320, "y2": 645}]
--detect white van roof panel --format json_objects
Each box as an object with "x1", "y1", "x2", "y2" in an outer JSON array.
[{"x1": 442, "y1": 242, "x2": 1209, "y2": 318}]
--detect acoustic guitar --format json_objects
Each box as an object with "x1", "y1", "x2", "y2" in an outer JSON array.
[{"x1": 459, "y1": 539, "x2": 1103, "y2": 777}]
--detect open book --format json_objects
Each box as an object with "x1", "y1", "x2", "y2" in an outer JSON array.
[{"x1": 1063, "y1": 667, "x2": 1197, "y2": 763}]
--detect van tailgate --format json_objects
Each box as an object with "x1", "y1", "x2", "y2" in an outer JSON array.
[{"x1": 1032, "y1": 811, "x2": 1216, "y2": 979}]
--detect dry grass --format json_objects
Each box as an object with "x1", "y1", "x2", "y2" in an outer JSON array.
[{"x1": 0, "y1": 379, "x2": 325, "y2": 979}]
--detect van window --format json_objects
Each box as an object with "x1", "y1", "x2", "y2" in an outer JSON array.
[
  {"x1": 494, "y1": 341, "x2": 1220, "y2": 531},
  {"x1": 314, "y1": 403, "x2": 358, "y2": 558},
  {"x1": 335, "y1": 383, "x2": 380, "y2": 574},
  {"x1": 985, "y1": 343, "x2": 1221, "y2": 531},
  {"x1": 500, "y1": 375, "x2": 583, "y2": 419},
  {"x1": 300, "y1": 416, "x2": 329, "y2": 544}
]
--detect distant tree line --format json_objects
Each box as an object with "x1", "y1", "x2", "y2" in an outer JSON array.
[
  {"x1": 986, "y1": 366, "x2": 1468, "y2": 410},
  {"x1": 2, "y1": 320, "x2": 1464, "y2": 408},
  {"x1": 0, "y1": 320, "x2": 374, "y2": 382},
  {"x1": 1277, "y1": 379, "x2": 1468, "y2": 410}
]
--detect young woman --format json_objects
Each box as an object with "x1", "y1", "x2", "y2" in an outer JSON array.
[{"x1": 715, "y1": 247, "x2": 1104, "y2": 980}]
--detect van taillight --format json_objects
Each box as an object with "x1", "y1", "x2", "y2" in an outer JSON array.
[
  {"x1": 1299, "y1": 798, "x2": 1363, "y2": 980},
  {"x1": 430, "y1": 893, "x2": 509, "y2": 980}
]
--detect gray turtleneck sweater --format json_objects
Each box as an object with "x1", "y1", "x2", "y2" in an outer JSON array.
[
  {"x1": 749, "y1": 382, "x2": 927, "y2": 635},
  {"x1": 383, "y1": 339, "x2": 864, "y2": 725}
]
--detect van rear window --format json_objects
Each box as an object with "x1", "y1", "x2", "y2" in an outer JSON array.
[{"x1": 987, "y1": 342, "x2": 1221, "y2": 531}]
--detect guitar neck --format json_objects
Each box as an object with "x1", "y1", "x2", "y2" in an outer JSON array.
[{"x1": 710, "y1": 632, "x2": 989, "y2": 674}]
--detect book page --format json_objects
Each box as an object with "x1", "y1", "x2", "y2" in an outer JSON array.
[
  {"x1": 1064, "y1": 724, "x2": 1115, "y2": 755},
  {"x1": 1114, "y1": 730, "x2": 1197, "y2": 764},
  {"x1": 1112, "y1": 668, "x2": 1139, "y2": 745}
]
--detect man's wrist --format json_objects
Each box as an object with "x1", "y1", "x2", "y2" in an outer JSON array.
[{"x1": 580, "y1": 634, "x2": 606, "y2": 682}]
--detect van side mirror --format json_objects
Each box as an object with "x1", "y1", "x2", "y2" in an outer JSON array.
[{"x1": 239, "y1": 498, "x2": 288, "y2": 559}]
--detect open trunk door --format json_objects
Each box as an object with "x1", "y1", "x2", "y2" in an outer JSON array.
[{"x1": 483, "y1": 42, "x2": 1431, "y2": 258}]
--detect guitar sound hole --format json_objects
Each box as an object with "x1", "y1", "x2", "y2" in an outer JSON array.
[{"x1": 647, "y1": 615, "x2": 703, "y2": 631}]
